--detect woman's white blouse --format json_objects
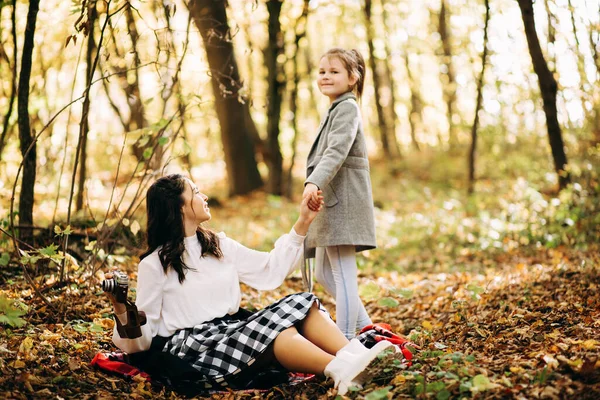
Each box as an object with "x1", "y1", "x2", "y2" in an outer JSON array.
[{"x1": 112, "y1": 229, "x2": 305, "y2": 353}]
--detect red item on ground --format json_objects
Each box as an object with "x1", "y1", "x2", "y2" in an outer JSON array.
[
  {"x1": 91, "y1": 351, "x2": 315, "y2": 392},
  {"x1": 91, "y1": 352, "x2": 151, "y2": 381},
  {"x1": 360, "y1": 323, "x2": 418, "y2": 362}
]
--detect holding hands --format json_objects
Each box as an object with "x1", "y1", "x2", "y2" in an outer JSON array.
[
  {"x1": 303, "y1": 183, "x2": 321, "y2": 212},
  {"x1": 301, "y1": 190, "x2": 324, "y2": 221},
  {"x1": 294, "y1": 188, "x2": 324, "y2": 236}
]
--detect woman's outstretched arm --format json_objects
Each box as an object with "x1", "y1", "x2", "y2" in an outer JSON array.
[
  {"x1": 293, "y1": 191, "x2": 323, "y2": 235},
  {"x1": 232, "y1": 193, "x2": 323, "y2": 290}
]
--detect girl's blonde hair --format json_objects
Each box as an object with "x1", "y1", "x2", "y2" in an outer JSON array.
[{"x1": 321, "y1": 48, "x2": 366, "y2": 99}]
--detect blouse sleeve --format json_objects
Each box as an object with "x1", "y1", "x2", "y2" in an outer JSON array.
[
  {"x1": 225, "y1": 229, "x2": 305, "y2": 290},
  {"x1": 112, "y1": 256, "x2": 166, "y2": 353}
]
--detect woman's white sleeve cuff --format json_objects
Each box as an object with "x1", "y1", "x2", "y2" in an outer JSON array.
[{"x1": 289, "y1": 227, "x2": 306, "y2": 244}]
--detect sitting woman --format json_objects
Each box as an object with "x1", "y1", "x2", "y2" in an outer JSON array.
[{"x1": 106, "y1": 174, "x2": 395, "y2": 395}]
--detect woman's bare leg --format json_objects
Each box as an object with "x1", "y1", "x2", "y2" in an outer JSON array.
[
  {"x1": 298, "y1": 302, "x2": 350, "y2": 354},
  {"x1": 272, "y1": 326, "x2": 334, "y2": 374}
]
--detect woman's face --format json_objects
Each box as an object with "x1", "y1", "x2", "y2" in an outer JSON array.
[{"x1": 181, "y1": 179, "x2": 211, "y2": 226}]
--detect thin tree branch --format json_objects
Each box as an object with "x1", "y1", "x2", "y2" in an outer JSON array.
[{"x1": 52, "y1": 38, "x2": 86, "y2": 225}]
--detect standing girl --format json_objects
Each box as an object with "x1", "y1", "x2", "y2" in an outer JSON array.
[{"x1": 303, "y1": 48, "x2": 376, "y2": 339}]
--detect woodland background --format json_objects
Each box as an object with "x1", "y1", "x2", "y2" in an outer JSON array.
[{"x1": 0, "y1": 0, "x2": 599, "y2": 399}]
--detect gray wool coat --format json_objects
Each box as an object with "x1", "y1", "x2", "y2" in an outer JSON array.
[{"x1": 304, "y1": 92, "x2": 377, "y2": 258}]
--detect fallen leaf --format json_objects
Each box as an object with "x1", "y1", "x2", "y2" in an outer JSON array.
[
  {"x1": 68, "y1": 357, "x2": 80, "y2": 371},
  {"x1": 542, "y1": 354, "x2": 558, "y2": 369},
  {"x1": 18, "y1": 337, "x2": 33, "y2": 356},
  {"x1": 130, "y1": 220, "x2": 141, "y2": 236},
  {"x1": 470, "y1": 374, "x2": 498, "y2": 393},
  {"x1": 10, "y1": 360, "x2": 26, "y2": 369}
]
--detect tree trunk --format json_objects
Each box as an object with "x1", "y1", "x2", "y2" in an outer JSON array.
[
  {"x1": 543, "y1": 0, "x2": 556, "y2": 72},
  {"x1": 101, "y1": 6, "x2": 150, "y2": 162},
  {"x1": 286, "y1": 0, "x2": 310, "y2": 198},
  {"x1": 590, "y1": 19, "x2": 600, "y2": 75},
  {"x1": 17, "y1": 0, "x2": 40, "y2": 242},
  {"x1": 189, "y1": 0, "x2": 262, "y2": 196},
  {"x1": 364, "y1": 0, "x2": 392, "y2": 159},
  {"x1": 404, "y1": 54, "x2": 422, "y2": 152},
  {"x1": 238, "y1": 17, "x2": 268, "y2": 163},
  {"x1": 76, "y1": 3, "x2": 97, "y2": 212},
  {"x1": 124, "y1": 5, "x2": 145, "y2": 133},
  {"x1": 172, "y1": 13, "x2": 194, "y2": 172},
  {"x1": 0, "y1": 0, "x2": 18, "y2": 161},
  {"x1": 517, "y1": 0, "x2": 569, "y2": 189},
  {"x1": 586, "y1": 3, "x2": 600, "y2": 143},
  {"x1": 438, "y1": 0, "x2": 458, "y2": 149},
  {"x1": 265, "y1": 0, "x2": 284, "y2": 195},
  {"x1": 567, "y1": 0, "x2": 584, "y2": 78},
  {"x1": 567, "y1": 0, "x2": 592, "y2": 128},
  {"x1": 124, "y1": 5, "x2": 153, "y2": 163},
  {"x1": 468, "y1": 0, "x2": 490, "y2": 194},
  {"x1": 381, "y1": 1, "x2": 401, "y2": 157},
  {"x1": 304, "y1": 46, "x2": 320, "y2": 122}
]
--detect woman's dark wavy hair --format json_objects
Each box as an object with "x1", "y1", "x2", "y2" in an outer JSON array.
[{"x1": 140, "y1": 174, "x2": 223, "y2": 283}]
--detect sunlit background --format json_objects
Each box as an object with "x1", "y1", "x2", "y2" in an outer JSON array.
[{"x1": 0, "y1": 0, "x2": 598, "y2": 221}]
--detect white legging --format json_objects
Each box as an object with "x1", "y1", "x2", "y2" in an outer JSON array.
[{"x1": 314, "y1": 245, "x2": 372, "y2": 339}]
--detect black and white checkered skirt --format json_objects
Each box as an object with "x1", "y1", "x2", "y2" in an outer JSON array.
[{"x1": 157, "y1": 292, "x2": 322, "y2": 388}]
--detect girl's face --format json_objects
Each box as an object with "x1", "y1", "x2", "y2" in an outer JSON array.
[
  {"x1": 181, "y1": 179, "x2": 211, "y2": 226},
  {"x1": 317, "y1": 56, "x2": 357, "y2": 102}
]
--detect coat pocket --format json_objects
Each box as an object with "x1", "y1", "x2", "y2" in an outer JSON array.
[{"x1": 323, "y1": 183, "x2": 339, "y2": 207}]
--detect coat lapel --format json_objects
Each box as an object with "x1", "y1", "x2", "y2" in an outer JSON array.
[
  {"x1": 307, "y1": 114, "x2": 328, "y2": 164},
  {"x1": 307, "y1": 92, "x2": 358, "y2": 167}
]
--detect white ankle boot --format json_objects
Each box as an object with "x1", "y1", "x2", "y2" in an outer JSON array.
[
  {"x1": 336, "y1": 338, "x2": 368, "y2": 356},
  {"x1": 324, "y1": 339, "x2": 394, "y2": 395},
  {"x1": 337, "y1": 338, "x2": 402, "y2": 358}
]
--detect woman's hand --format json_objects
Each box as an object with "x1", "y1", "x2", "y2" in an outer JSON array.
[
  {"x1": 294, "y1": 191, "x2": 324, "y2": 235},
  {"x1": 104, "y1": 271, "x2": 127, "y2": 315}
]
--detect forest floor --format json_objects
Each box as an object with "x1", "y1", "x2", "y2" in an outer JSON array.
[{"x1": 0, "y1": 156, "x2": 599, "y2": 399}]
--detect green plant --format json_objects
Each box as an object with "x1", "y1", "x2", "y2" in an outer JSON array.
[
  {"x1": 533, "y1": 366, "x2": 551, "y2": 385},
  {"x1": 0, "y1": 296, "x2": 27, "y2": 327},
  {"x1": 20, "y1": 243, "x2": 64, "y2": 267}
]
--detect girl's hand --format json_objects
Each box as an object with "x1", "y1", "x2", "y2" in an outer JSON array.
[
  {"x1": 303, "y1": 183, "x2": 319, "y2": 200},
  {"x1": 302, "y1": 191, "x2": 324, "y2": 221},
  {"x1": 307, "y1": 192, "x2": 322, "y2": 211}
]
